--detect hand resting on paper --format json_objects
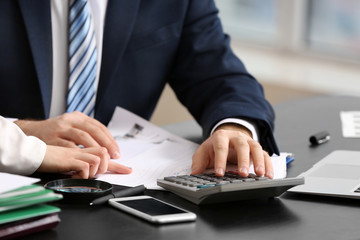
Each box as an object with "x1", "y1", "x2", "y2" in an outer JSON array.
[
  {"x1": 15, "y1": 111, "x2": 132, "y2": 176},
  {"x1": 38, "y1": 146, "x2": 132, "y2": 179},
  {"x1": 191, "y1": 123, "x2": 274, "y2": 179}
]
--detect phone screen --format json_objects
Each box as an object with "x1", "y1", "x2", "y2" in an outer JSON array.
[{"x1": 115, "y1": 198, "x2": 186, "y2": 216}]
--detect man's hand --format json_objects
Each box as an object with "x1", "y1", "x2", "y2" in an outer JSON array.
[
  {"x1": 39, "y1": 146, "x2": 132, "y2": 179},
  {"x1": 15, "y1": 111, "x2": 120, "y2": 160},
  {"x1": 191, "y1": 123, "x2": 274, "y2": 179}
]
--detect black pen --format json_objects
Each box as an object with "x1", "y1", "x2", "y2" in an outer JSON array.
[
  {"x1": 90, "y1": 185, "x2": 146, "y2": 206},
  {"x1": 309, "y1": 131, "x2": 330, "y2": 145}
]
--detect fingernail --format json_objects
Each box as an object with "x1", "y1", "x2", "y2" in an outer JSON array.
[
  {"x1": 239, "y1": 168, "x2": 248, "y2": 176},
  {"x1": 215, "y1": 168, "x2": 224, "y2": 176},
  {"x1": 266, "y1": 171, "x2": 274, "y2": 179},
  {"x1": 113, "y1": 151, "x2": 120, "y2": 159},
  {"x1": 191, "y1": 167, "x2": 200, "y2": 174},
  {"x1": 256, "y1": 166, "x2": 265, "y2": 174}
]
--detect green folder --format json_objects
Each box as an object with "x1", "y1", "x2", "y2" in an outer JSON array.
[
  {"x1": 0, "y1": 185, "x2": 63, "y2": 212},
  {"x1": 0, "y1": 204, "x2": 60, "y2": 225},
  {"x1": 0, "y1": 185, "x2": 46, "y2": 204}
]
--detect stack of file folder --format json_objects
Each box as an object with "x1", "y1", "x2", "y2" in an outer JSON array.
[{"x1": 0, "y1": 173, "x2": 63, "y2": 239}]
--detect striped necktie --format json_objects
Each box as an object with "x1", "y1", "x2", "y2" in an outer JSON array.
[{"x1": 66, "y1": 0, "x2": 97, "y2": 117}]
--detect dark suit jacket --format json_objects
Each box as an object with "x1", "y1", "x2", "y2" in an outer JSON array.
[{"x1": 0, "y1": 0, "x2": 279, "y2": 154}]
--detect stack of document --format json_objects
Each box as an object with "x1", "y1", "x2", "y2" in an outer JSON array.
[{"x1": 0, "y1": 173, "x2": 63, "y2": 239}]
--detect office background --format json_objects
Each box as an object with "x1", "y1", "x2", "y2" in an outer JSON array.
[{"x1": 150, "y1": 0, "x2": 360, "y2": 126}]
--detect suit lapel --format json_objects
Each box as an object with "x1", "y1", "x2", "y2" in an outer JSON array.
[
  {"x1": 18, "y1": 0, "x2": 52, "y2": 118},
  {"x1": 97, "y1": 0, "x2": 140, "y2": 111}
]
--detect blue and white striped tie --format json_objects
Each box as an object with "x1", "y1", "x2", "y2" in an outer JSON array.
[{"x1": 66, "y1": 0, "x2": 97, "y2": 117}]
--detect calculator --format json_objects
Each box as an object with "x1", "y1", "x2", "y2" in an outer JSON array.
[{"x1": 157, "y1": 172, "x2": 304, "y2": 205}]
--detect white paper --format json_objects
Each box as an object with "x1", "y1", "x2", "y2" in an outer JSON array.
[
  {"x1": 268, "y1": 153, "x2": 287, "y2": 179},
  {"x1": 96, "y1": 107, "x2": 287, "y2": 189},
  {"x1": 0, "y1": 173, "x2": 40, "y2": 194},
  {"x1": 340, "y1": 111, "x2": 360, "y2": 138},
  {"x1": 96, "y1": 107, "x2": 199, "y2": 189}
]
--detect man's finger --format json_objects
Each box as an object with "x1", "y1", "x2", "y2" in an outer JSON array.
[
  {"x1": 232, "y1": 137, "x2": 250, "y2": 177},
  {"x1": 191, "y1": 144, "x2": 210, "y2": 175},
  {"x1": 61, "y1": 128, "x2": 100, "y2": 148},
  {"x1": 212, "y1": 131, "x2": 229, "y2": 176},
  {"x1": 264, "y1": 152, "x2": 273, "y2": 179},
  {"x1": 72, "y1": 112, "x2": 120, "y2": 159},
  {"x1": 249, "y1": 140, "x2": 265, "y2": 176},
  {"x1": 54, "y1": 138, "x2": 78, "y2": 148}
]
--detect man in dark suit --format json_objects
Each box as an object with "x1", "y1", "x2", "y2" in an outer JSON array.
[{"x1": 0, "y1": 0, "x2": 278, "y2": 178}]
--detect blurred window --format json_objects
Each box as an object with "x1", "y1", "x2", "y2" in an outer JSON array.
[
  {"x1": 307, "y1": 0, "x2": 360, "y2": 59},
  {"x1": 215, "y1": 0, "x2": 360, "y2": 62},
  {"x1": 215, "y1": 0, "x2": 277, "y2": 44}
]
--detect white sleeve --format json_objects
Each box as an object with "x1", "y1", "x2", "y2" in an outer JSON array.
[
  {"x1": 210, "y1": 118, "x2": 259, "y2": 142},
  {"x1": 0, "y1": 116, "x2": 46, "y2": 175}
]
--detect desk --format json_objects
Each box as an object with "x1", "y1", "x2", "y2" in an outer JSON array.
[{"x1": 24, "y1": 95, "x2": 360, "y2": 240}]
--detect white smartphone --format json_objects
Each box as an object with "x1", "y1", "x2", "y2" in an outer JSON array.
[{"x1": 108, "y1": 195, "x2": 196, "y2": 224}]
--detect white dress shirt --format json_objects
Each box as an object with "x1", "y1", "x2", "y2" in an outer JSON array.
[{"x1": 0, "y1": 116, "x2": 46, "y2": 175}]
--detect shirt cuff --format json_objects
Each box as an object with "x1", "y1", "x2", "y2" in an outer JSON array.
[
  {"x1": 6, "y1": 118, "x2": 18, "y2": 122},
  {"x1": 0, "y1": 117, "x2": 45, "y2": 175},
  {"x1": 210, "y1": 118, "x2": 259, "y2": 142}
]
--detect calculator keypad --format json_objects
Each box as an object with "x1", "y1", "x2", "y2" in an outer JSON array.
[{"x1": 164, "y1": 172, "x2": 269, "y2": 190}]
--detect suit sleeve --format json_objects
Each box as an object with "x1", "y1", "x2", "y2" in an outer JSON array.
[
  {"x1": 0, "y1": 116, "x2": 45, "y2": 175},
  {"x1": 168, "y1": 0, "x2": 279, "y2": 155}
]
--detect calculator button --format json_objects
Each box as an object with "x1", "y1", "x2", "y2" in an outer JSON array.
[
  {"x1": 242, "y1": 178, "x2": 256, "y2": 182},
  {"x1": 255, "y1": 176, "x2": 268, "y2": 181},
  {"x1": 164, "y1": 176, "x2": 177, "y2": 182},
  {"x1": 229, "y1": 179, "x2": 243, "y2": 183},
  {"x1": 197, "y1": 185, "x2": 214, "y2": 189},
  {"x1": 216, "y1": 181, "x2": 230, "y2": 184},
  {"x1": 248, "y1": 173, "x2": 257, "y2": 178},
  {"x1": 189, "y1": 183, "x2": 203, "y2": 187}
]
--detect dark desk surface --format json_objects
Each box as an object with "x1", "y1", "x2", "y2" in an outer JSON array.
[{"x1": 25, "y1": 95, "x2": 360, "y2": 240}]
